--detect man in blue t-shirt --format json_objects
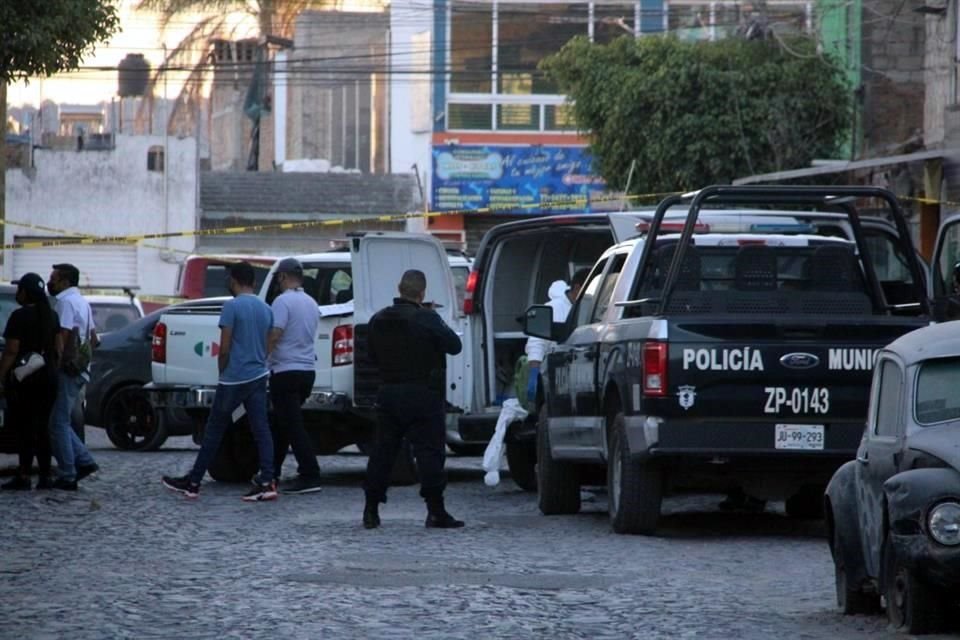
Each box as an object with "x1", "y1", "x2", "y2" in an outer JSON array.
[{"x1": 163, "y1": 261, "x2": 277, "y2": 501}]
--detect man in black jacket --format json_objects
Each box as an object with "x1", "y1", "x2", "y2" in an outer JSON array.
[{"x1": 362, "y1": 269, "x2": 463, "y2": 529}]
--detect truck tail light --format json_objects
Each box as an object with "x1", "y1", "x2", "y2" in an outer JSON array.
[
  {"x1": 643, "y1": 342, "x2": 668, "y2": 396},
  {"x1": 463, "y1": 270, "x2": 481, "y2": 315},
  {"x1": 332, "y1": 324, "x2": 354, "y2": 366},
  {"x1": 152, "y1": 322, "x2": 167, "y2": 364}
]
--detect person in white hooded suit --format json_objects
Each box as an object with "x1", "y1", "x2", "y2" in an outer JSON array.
[
  {"x1": 483, "y1": 269, "x2": 591, "y2": 487},
  {"x1": 522, "y1": 269, "x2": 590, "y2": 405}
]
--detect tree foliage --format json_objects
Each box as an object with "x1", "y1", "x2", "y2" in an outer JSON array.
[
  {"x1": 0, "y1": 0, "x2": 120, "y2": 83},
  {"x1": 541, "y1": 35, "x2": 852, "y2": 193}
]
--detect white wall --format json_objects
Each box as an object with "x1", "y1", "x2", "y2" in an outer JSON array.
[
  {"x1": 390, "y1": 0, "x2": 434, "y2": 186},
  {"x1": 4, "y1": 133, "x2": 197, "y2": 296}
]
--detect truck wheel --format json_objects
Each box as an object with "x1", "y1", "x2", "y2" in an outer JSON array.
[
  {"x1": 208, "y1": 421, "x2": 259, "y2": 483},
  {"x1": 884, "y1": 537, "x2": 948, "y2": 634},
  {"x1": 608, "y1": 413, "x2": 662, "y2": 535},
  {"x1": 506, "y1": 441, "x2": 537, "y2": 492},
  {"x1": 785, "y1": 485, "x2": 825, "y2": 520},
  {"x1": 536, "y1": 404, "x2": 580, "y2": 515},
  {"x1": 104, "y1": 385, "x2": 168, "y2": 451}
]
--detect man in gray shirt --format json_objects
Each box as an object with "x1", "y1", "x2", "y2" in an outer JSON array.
[{"x1": 268, "y1": 258, "x2": 323, "y2": 494}]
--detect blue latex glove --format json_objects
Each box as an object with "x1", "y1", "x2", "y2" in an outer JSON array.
[{"x1": 526, "y1": 366, "x2": 539, "y2": 402}]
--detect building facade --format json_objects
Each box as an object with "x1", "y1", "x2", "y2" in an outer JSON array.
[
  {"x1": 4, "y1": 134, "x2": 197, "y2": 296},
  {"x1": 390, "y1": 0, "x2": 826, "y2": 246}
]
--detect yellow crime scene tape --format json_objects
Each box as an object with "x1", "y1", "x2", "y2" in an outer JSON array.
[
  {"x1": 2, "y1": 189, "x2": 952, "y2": 255},
  {"x1": 4, "y1": 188, "x2": 949, "y2": 308},
  {"x1": 0, "y1": 191, "x2": 679, "y2": 253}
]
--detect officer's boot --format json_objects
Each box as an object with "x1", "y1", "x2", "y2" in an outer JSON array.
[
  {"x1": 424, "y1": 495, "x2": 464, "y2": 529},
  {"x1": 363, "y1": 499, "x2": 381, "y2": 529}
]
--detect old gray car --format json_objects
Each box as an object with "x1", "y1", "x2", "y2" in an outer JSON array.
[{"x1": 825, "y1": 321, "x2": 960, "y2": 634}]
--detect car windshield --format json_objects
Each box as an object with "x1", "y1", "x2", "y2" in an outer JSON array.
[
  {"x1": 91, "y1": 303, "x2": 141, "y2": 334},
  {"x1": 265, "y1": 263, "x2": 353, "y2": 306},
  {"x1": 915, "y1": 356, "x2": 960, "y2": 425},
  {"x1": 202, "y1": 263, "x2": 272, "y2": 297}
]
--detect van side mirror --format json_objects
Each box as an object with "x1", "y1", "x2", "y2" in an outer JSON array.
[{"x1": 524, "y1": 305, "x2": 558, "y2": 340}]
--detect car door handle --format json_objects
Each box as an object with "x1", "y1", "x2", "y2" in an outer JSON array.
[
  {"x1": 856, "y1": 452, "x2": 869, "y2": 465},
  {"x1": 571, "y1": 348, "x2": 597, "y2": 361}
]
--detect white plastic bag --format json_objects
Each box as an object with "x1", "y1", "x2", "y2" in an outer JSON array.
[
  {"x1": 482, "y1": 398, "x2": 528, "y2": 487},
  {"x1": 14, "y1": 353, "x2": 45, "y2": 382}
]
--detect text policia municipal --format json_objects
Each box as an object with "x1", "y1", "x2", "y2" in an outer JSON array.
[{"x1": 681, "y1": 348, "x2": 880, "y2": 372}]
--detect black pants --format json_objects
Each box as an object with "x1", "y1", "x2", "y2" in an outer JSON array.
[
  {"x1": 270, "y1": 370, "x2": 318, "y2": 478},
  {"x1": 8, "y1": 374, "x2": 57, "y2": 477},
  {"x1": 364, "y1": 384, "x2": 447, "y2": 503}
]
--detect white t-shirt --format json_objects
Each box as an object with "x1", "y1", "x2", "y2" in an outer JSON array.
[
  {"x1": 55, "y1": 287, "x2": 94, "y2": 343},
  {"x1": 55, "y1": 286, "x2": 95, "y2": 377}
]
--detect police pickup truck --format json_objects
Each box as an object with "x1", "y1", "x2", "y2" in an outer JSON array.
[{"x1": 523, "y1": 185, "x2": 932, "y2": 535}]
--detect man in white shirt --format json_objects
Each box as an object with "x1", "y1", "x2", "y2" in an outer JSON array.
[{"x1": 46, "y1": 263, "x2": 99, "y2": 491}]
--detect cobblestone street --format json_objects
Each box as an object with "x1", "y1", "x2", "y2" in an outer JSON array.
[{"x1": 0, "y1": 429, "x2": 954, "y2": 640}]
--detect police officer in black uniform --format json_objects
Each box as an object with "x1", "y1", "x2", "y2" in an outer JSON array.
[{"x1": 362, "y1": 269, "x2": 464, "y2": 529}]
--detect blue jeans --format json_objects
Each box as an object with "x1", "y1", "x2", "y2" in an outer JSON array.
[
  {"x1": 49, "y1": 372, "x2": 96, "y2": 482},
  {"x1": 190, "y1": 376, "x2": 274, "y2": 485}
]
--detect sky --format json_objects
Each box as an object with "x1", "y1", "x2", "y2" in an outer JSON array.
[{"x1": 8, "y1": 0, "x2": 254, "y2": 107}]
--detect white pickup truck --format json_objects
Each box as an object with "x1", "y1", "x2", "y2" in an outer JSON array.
[{"x1": 146, "y1": 240, "x2": 471, "y2": 482}]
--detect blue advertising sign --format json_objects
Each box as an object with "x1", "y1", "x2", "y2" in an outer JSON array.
[{"x1": 431, "y1": 145, "x2": 608, "y2": 214}]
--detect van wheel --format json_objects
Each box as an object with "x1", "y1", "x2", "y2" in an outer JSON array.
[
  {"x1": 208, "y1": 420, "x2": 259, "y2": 483},
  {"x1": 506, "y1": 441, "x2": 537, "y2": 492},
  {"x1": 884, "y1": 537, "x2": 948, "y2": 633},
  {"x1": 104, "y1": 385, "x2": 168, "y2": 451},
  {"x1": 536, "y1": 404, "x2": 580, "y2": 515},
  {"x1": 608, "y1": 412, "x2": 662, "y2": 535}
]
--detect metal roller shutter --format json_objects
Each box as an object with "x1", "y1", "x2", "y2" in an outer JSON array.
[{"x1": 12, "y1": 240, "x2": 138, "y2": 288}]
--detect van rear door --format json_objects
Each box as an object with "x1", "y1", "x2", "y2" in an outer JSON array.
[{"x1": 350, "y1": 233, "x2": 467, "y2": 411}]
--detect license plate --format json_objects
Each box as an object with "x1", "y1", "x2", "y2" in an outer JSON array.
[{"x1": 775, "y1": 423, "x2": 824, "y2": 450}]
